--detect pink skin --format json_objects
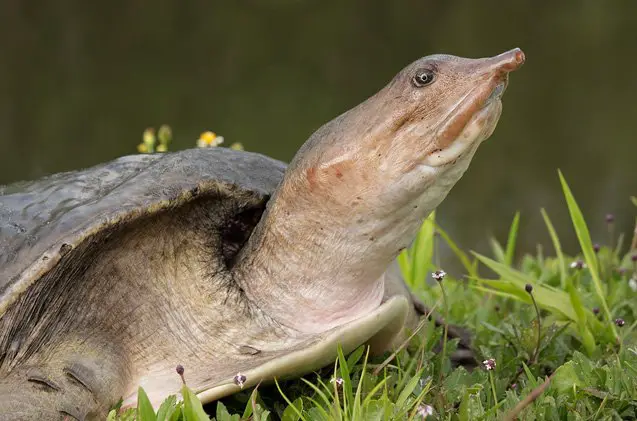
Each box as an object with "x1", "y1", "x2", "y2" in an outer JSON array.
[
  {"x1": 235, "y1": 48, "x2": 525, "y2": 334},
  {"x1": 116, "y1": 49, "x2": 525, "y2": 411}
]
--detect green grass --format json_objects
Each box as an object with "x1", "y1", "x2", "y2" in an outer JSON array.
[{"x1": 120, "y1": 133, "x2": 637, "y2": 419}]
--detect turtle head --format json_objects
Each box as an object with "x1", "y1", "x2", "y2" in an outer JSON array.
[
  {"x1": 289, "y1": 48, "x2": 525, "y2": 217},
  {"x1": 239, "y1": 49, "x2": 524, "y2": 338},
  {"x1": 384, "y1": 48, "x2": 525, "y2": 169}
]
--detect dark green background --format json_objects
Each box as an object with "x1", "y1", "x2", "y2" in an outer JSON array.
[{"x1": 1, "y1": 1, "x2": 635, "y2": 260}]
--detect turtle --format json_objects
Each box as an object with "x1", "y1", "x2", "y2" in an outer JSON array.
[{"x1": 0, "y1": 47, "x2": 524, "y2": 420}]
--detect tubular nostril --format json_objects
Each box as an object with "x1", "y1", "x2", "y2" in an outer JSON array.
[
  {"x1": 489, "y1": 48, "x2": 526, "y2": 74},
  {"x1": 503, "y1": 48, "x2": 525, "y2": 72}
]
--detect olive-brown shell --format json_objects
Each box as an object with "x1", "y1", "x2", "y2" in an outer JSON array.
[{"x1": 0, "y1": 148, "x2": 286, "y2": 316}]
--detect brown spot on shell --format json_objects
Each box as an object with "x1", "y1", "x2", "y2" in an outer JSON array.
[{"x1": 59, "y1": 243, "x2": 72, "y2": 256}]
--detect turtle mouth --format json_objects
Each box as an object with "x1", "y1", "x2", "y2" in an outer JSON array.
[
  {"x1": 473, "y1": 85, "x2": 505, "y2": 142},
  {"x1": 490, "y1": 82, "x2": 506, "y2": 101},
  {"x1": 484, "y1": 77, "x2": 508, "y2": 108},
  {"x1": 422, "y1": 80, "x2": 505, "y2": 167},
  {"x1": 423, "y1": 49, "x2": 523, "y2": 167},
  {"x1": 466, "y1": 78, "x2": 507, "y2": 141}
]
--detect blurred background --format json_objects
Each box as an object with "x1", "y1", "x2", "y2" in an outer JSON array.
[{"x1": 0, "y1": 1, "x2": 635, "y2": 264}]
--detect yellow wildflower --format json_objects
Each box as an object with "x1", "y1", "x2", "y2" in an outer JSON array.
[
  {"x1": 197, "y1": 131, "x2": 224, "y2": 148},
  {"x1": 229, "y1": 142, "x2": 244, "y2": 151}
]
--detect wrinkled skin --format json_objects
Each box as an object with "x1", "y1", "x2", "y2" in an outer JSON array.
[
  {"x1": 236, "y1": 49, "x2": 525, "y2": 332},
  {"x1": 0, "y1": 49, "x2": 523, "y2": 420}
]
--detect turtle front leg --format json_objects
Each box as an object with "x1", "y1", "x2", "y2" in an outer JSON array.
[{"x1": 0, "y1": 337, "x2": 130, "y2": 421}]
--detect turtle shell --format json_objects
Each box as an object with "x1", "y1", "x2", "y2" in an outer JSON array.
[
  {"x1": 0, "y1": 147, "x2": 286, "y2": 316},
  {"x1": 0, "y1": 146, "x2": 415, "y2": 414}
]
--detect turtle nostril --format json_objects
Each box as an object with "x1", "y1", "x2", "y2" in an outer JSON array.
[{"x1": 492, "y1": 48, "x2": 525, "y2": 73}]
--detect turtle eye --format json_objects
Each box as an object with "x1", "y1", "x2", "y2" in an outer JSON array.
[{"x1": 412, "y1": 69, "x2": 435, "y2": 87}]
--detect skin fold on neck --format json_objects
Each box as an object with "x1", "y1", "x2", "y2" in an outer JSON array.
[
  {"x1": 232, "y1": 48, "x2": 524, "y2": 334},
  {"x1": 232, "y1": 138, "x2": 481, "y2": 334}
]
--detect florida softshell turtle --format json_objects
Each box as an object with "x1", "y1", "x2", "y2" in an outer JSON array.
[{"x1": 0, "y1": 48, "x2": 524, "y2": 420}]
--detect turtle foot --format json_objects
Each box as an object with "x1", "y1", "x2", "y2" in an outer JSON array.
[{"x1": 0, "y1": 340, "x2": 128, "y2": 420}]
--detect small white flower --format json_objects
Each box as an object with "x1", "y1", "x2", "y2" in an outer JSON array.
[
  {"x1": 330, "y1": 377, "x2": 344, "y2": 387},
  {"x1": 570, "y1": 260, "x2": 586, "y2": 270},
  {"x1": 483, "y1": 358, "x2": 496, "y2": 371},
  {"x1": 419, "y1": 376, "x2": 432, "y2": 388},
  {"x1": 416, "y1": 404, "x2": 434, "y2": 418},
  {"x1": 629, "y1": 277, "x2": 637, "y2": 292},
  {"x1": 432, "y1": 270, "x2": 446, "y2": 282},
  {"x1": 233, "y1": 373, "x2": 247, "y2": 388}
]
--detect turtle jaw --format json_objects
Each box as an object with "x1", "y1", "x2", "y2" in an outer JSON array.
[
  {"x1": 421, "y1": 95, "x2": 503, "y2": 168},
  {"x1": 421, "y1": 49, "x2": 523, "y2": 168}
]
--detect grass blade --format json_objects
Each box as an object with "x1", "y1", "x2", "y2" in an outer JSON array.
[
  {"x1": 558, "y1": 170, "x2": 617, "y2": 340},
  {"x1": 521, "y1": 362, "x2": 538, "y2": 388},
  {"x1": 565, "y1": 276, "x2": 596, "y2": 355},
  {"x1": 155, "y1": 395, "x2": 177, "y2": 421},
  {"x1": 470, "y1": 284, "x2": 525, "y2": 301},
  {"x1": 181, "y1": 384, "x2": 210, "y2": 421},
  {"x1": 346, "y1": 345, "x2": 365, "y2": 369},
  {"x1": 489, "y1": 237, "x2": 507, "y2": 263},
  {"x1": 136, "y1": 387, "x2": 156, "y2": 421},
  {"x1": 540, "y1": 207, "x2": 595, "y2": 350},
  {"x1": 281, "y1": 397, "x2": 304, "y2": 421},
  {"x1": 394, "y1": 368, "x2": 424, "y2": 412},
  {"x1": 437, "y1": 225, "x2": 478, "y2": 277},
  {"x1": 301, "y1": 377, "x2": 333, "y2": 410},
  {"x1": 411, "y1": 212, "x2": 436, "y2": 288},
  {"x1": 397, "y1": 250, "x2": 412, "y2": 285},
  {"x1": 361, "y1": 377, "x2": 390, "y2": 409},
  {"x1": 275, "y1": 379, "x2": 306, "y2": 421},
  {"x1": 351, "y1": 348, "x2": 369, "y2": 420},
  {"x1": 336, "y1": 345, "x2": 354, "y2": 414},
  {"x1": 505, "y1": 212, "x2": 521, "y2": 266},
  {"x1": 473, "y1": 254, "x2": 577, "y2": 320},
  {"x1": 306, "y1": 397, "x2": 331, "y2": 420},
  {"x1": 540, "y1": 208, "x2": 567, "y2": 289}
]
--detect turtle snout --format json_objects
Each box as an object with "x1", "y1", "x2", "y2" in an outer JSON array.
[
  {"x1": 488, "y1": 48, "x2": 525, "y2": 74},
  {"x1": 481, "y1": 48, "x2": 523, "y2": 98}
]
